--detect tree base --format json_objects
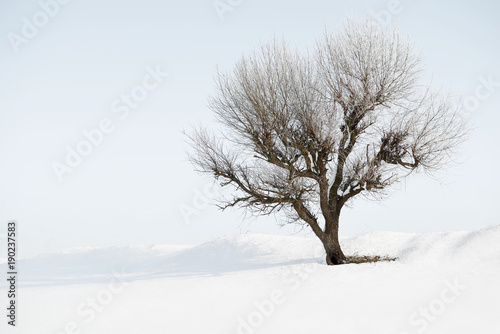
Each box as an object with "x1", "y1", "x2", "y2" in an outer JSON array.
[{"x1": 325, "y1": 249, "x2": 346, "y2": 265}]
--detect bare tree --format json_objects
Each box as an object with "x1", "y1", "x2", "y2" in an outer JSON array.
[{"x1": 188, "y1": 19, "x2": 468, "y2": 265}]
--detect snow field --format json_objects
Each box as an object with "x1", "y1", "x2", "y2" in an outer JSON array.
[{"x1": 1, "y1": 225, "x2": 499, "y2": 333}]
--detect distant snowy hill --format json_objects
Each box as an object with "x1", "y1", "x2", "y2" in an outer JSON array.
[{"x1": 2, "y1": 226, "x2": 499, "y2": 334}]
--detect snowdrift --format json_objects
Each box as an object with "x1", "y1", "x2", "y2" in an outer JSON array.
[
  {"x1": 1, "y1": 225, "x2": 499, "y2": 334},
  {"x1": 13, "y1": 225, "x2": 500, "y2": 285}
]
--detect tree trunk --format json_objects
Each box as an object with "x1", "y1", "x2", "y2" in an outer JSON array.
[
  {"x1": 323, "y1": 234, "x2": 346, "y2": 265},
  {"x1": 322, "y1": 215, "x2": 346, "y2": 265}
]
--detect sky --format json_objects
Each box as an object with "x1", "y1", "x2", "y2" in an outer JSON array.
[{"x1": 0, "y1": 0, "x2": 499, "y2": 258}]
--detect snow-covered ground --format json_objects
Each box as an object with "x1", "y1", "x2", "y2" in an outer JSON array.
[{"x1": 1, "y1": 225, "x2": 499, "y2": 333}]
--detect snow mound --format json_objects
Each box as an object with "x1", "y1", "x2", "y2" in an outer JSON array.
[
  {"x1": 3, "y1": 225, "x2": 500, "y2": 334},
  {"x1": 342, "y1": 224, "x2": 500, "y2": 265},
  {"x1": 13, "y1": 225, "x2": 500, "y2": 286}
]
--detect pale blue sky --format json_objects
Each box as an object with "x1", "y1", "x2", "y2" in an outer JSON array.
[{"x1": 1, "y1": 0, "x2": 499, "y2": 257}]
